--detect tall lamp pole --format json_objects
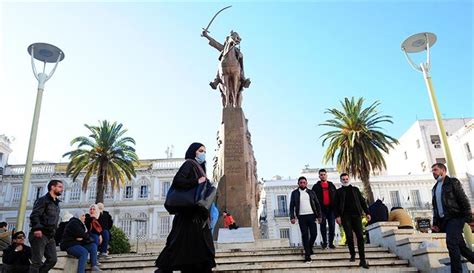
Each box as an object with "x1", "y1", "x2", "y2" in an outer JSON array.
[
  {"x1": 401, "y1": 32, "x2": 456, "y2": 176},
  {"x1": 16, "y1": 43, "x2": 65, "y2": 231}
]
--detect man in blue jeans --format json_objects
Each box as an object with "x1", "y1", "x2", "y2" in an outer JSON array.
[
  {"x1": 312, "y1": 169, "x2": 337, "y2": 249},
  {"x1": 289, "y1": 176, "x2": 322, "y2": 263},
  {"x1": 97, "y1": 203, "x2": 113, "y2": 260},
  {"x1": 431, "y1": 163, "x2": 474, "y2": 273}
]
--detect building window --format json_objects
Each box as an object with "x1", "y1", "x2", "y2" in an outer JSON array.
[
  {"x1": 275, "y1": 195, "x2": 288, "y2": 217},
  {"x1": 410, "y1": 190, "x2": 421, "y2": 207},
  {"x1": 279, "y1": 228, "x2": 290, "y2": 239},
  {"x1": 121, "y1": 213, "x2": 132, "y2": 238},
  {"x1": 69, "y1": 183, "x2": 81, "y2": 202},
  {"x1": 7, "y1": 222, "x2": 15, "y2": 231},
  {"x1": 464, "y1": 143, "x2": 472, "y2": 161},
  {"x1": 160, "y1": 216, "x2": 171, "y2": 236},
  {"x1": 34, "y1": 186, "x2": 44, "y2": 201},
  {"x1": 436, "y1": 158, "x2": 446, "y2": 164},
  {"x1": 404, "y1": 151, "x2": 408, "y2": 160},
  {"x1": 161, "y1": 182, "x2": 171, "y2": 199},
  {"x1": 390, "y1": 191, "x2": 401, "y2": 207},
  {"x1": 88, "y1": 184, "x2": 96, "y2": 200},
  {"x1": 430, "y1": 135, "x2": 441, "y2": 148},
  {"x1": 136, "y1": 212, "x2": 147, "y2": 237},
  {"x1": 12, "y1": 187, "x2": 21, "y2": 204},
  {"x1": 124, "y1": 185, "x2": 133, "y2": 199},
  {"x1": 139, "y1": 185, "x2": 148, "y2": 199},
  {"x1": 104, "y1": 189, "x2": 113, "y2": 200},
  {"x1": 416, "y1": 139, "x2": 420, "y2": 148}
]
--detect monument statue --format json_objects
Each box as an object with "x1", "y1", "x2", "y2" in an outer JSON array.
[
  {"x1": 202, "y1": 7, "x2": 260, "y2": 239},
  {"x1": 201, "y1": 8, "x2": 251, "y2": 108}
]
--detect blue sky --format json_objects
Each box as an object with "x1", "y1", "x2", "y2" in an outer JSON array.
[{"x1": 1, "y1": 1, "x2": 472, "y2": 181}]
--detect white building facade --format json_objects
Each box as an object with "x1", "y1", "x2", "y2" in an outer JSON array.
[
  {"x1": 384, "y1": 118, "x2": 473, "y2": 176},
  {"x1": 0, "y1": 136, "x2": 182, "y2": 241}
]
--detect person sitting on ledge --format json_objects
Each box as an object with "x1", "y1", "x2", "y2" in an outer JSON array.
[
  {"x1": 223, "y1": 211, "x2": 239, "y2": 230},
  {"x1": 2, "y1": 231, "x2": 31, "y2": 273},
  {"x1": 389, "y1": 207, "x2": 414, "y2": 229}
]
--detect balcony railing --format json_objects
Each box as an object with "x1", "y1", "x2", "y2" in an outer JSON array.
[{"x1": 274, "y1": 209, "x2": 289, "y2": 217}]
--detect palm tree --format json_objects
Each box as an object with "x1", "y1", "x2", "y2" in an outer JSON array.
[
  {"x1": 320, "y1": 97, "x2": 398, "y2": 204},
  {"x1": 63, "y1": 120, "x2": 139, "y2": 203}
]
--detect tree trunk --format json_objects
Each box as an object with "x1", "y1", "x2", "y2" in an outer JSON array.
[
  {"x1": 96, "y1": 163, "x2": 105, "y2": 203},
  {"x1": 361, "y1": 174, "x2": 375, "y2": 205}
]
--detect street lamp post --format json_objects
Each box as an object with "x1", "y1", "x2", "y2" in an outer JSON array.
[
  {"x1": 16, "y1": 43, "x2": 65, "y2": 231},
  {"x1": 401, "y1": 32, "x2": 456, "y2": 176}
]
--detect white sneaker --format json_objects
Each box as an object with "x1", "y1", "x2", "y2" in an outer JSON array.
[{"x1": 91, "y1": 266, "x2": 103, "y2": 272}]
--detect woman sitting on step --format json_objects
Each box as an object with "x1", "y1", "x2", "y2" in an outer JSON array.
[{"x1": 60, "y1": 209, "x2": 102, "y2": 272}]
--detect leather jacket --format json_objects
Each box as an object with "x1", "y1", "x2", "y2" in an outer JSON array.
[
  {"x1": 29, "y1": 193, "x2": 61, "y2": 237},
  {"x1": 432, "y1": 176, "x2": 472, "y2": 227},
  {"x1": 289, "y1": 188, "x2": 321, "y2": 219},
  {"x1": 312, "y1": 180, "x2": 337, "y2": 208}
]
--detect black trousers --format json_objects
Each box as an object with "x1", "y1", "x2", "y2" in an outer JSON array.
[
  {"x1": 440, "y1": 217, "x2": 474, "y2": 273},
  {"x1": 341, "y1": 214, "x2": 365, "y2": 260},
  {"x1": 320, "y1": 206, "x2": 336, "y2": 245},
  {"x1": 28, "y1": 233, "x2": 57, "y2": 273},
  {"x1": 4, "y1": 264, "x2": 30, "y2": 273},
  {"x1": 297, "y1": 214, "x2": 317, "y2": 258}
]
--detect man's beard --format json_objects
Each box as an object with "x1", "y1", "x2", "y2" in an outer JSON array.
[
  {"x1": 298, "y1": 186, "x2": 306, "y2": 190},
  {"x1": 55, "y1": 191, "x2": 62, "y2": 196}
]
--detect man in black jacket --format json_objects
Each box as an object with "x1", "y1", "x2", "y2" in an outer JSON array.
[
  {"x1": 311, "y1": 169, "x2": 337, "y2": 249},
  {"x1": 2, "y1": 231, "x2": 31, "y2": 273},
  {"x1": 289, "y1": 176, "x2": 322, "y2": 263},
  {"x1": 334, "y1": 173, "x2": 371, "y2": 269},
  {"x1": 431, "y1": 163, "x2": 474, "y2": 273},
  {"x1": 28, "y1": 179, "x2": 63, "y2": 273}
]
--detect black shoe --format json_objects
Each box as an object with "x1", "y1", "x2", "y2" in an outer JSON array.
[
  {"x1": 329, "y1": 244, "x2": 336, "y2": 249},
  {"x1": 304, "y1": 256, "x2": 312, "y2": 264},
  {"x1": 350, "y1": 256, "x2": 356, "y2": 262},
  {"x1": 321, "y1": 242, "x2": 327, "y2": 249},
  {"x1": 359, "y1": 260, "x2": 369, "y2": 269}
]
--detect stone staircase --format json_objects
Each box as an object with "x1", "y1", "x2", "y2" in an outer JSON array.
[{"x1": 49, "y1": 244, "x2": 417, "y2": 272}]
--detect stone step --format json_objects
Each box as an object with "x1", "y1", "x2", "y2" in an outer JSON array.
[
  {"x1": 214, "y1": 259, "x2": 414, "y2": 272},
  {"x1": 94, "y1": 251, "x2": 399, "y2": 265},
  {"x1": 216, "y1": 252, "x2": 400, "y2": 264}
]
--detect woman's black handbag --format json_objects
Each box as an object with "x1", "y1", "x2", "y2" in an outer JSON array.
[{"x1": 164, "y1": 159, "x2": 217, "y2": 214}]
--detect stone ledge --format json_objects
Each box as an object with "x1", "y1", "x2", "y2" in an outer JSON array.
[
  {"x1": 382, "y1": 229, "x2": 416, "y2": 238},
  {"x1": 396, "y1": 234, "x2": 446, "y2": 246},
  {"x1": 366, "y1": 221, "x2": 400, "y2": 232},
  {"x1": 412, "y1": 247, "x2": 448, "y2": 257}
]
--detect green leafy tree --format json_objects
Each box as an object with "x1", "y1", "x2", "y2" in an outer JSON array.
[
  {"x1": 320, "y1": 97, "x2": 398, "y2": 204},
  {"x1": 63, "y1": 120, "x2": 139, "y2": 203},
  {"x1": 109, "y1": 225, "x2": 131, "y2": 254}
]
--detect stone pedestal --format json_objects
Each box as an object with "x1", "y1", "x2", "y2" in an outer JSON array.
[{"x1": 213, "y1": 107, "x2": 260, "y2": 238}]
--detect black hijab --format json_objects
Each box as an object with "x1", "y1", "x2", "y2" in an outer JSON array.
[{"x1": 185, "y1": 142, "x2": 206, "y2": 174}]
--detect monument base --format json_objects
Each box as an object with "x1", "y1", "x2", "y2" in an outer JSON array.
[
  {"x1": 217, "y1": 227, "x2": 255, "y2": 244},
  {"x1": 214, "y1": 107, "x2": 260, "y2": 239}
]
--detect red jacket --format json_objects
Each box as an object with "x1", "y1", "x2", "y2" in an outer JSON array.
[{"x1": 224, "y1": 215, "x2": 235, "y2": 228}]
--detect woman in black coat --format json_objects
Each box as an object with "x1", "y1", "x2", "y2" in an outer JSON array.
[
  {"x1": 60, "y1": 210, "x2": 102, "y2": 272},
  {"x1": 155, "y1": 142, "x2": 216, "y2": 273}
]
